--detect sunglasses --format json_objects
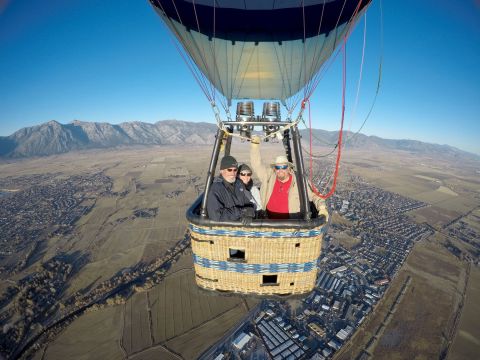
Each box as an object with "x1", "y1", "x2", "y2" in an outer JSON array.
[
  {"x1": 225, "y1": 168, "x2": 238, "y2": 172},
  {"x1": 274, "y1": 165, "x2": 288, "y2": 170},
  {"x1": 240, "y1": 172, "x2": 252, "y2": 176}
]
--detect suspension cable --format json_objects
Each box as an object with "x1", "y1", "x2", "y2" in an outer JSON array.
[
  {"x1": 154, "y1": 0, "x2": 369, "y2": 146},
  {"x1": 309, "y1": 40, "x2": 347, "y2": 200},
  {"x1": 344, "y1": 0, "x2": 383, "y2": 145},
  {"x1": 346, "y1": 12, "x2": 367, "y2": 134},
  {"x1": 304, "y1": 0, "x2": 364, "y2": 105}
]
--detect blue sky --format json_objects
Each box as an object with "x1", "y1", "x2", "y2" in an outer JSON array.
[{"x1": 0, "y1": 0, "x2": 479, "y2": 154}]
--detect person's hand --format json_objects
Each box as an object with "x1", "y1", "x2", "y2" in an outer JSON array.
[
  {"x1": 257, "y1": 210, "x2": 267, "y2": 219},
  {"x1": 319, "y1": 207, "x2": 329, "y2": 223},
  {"x1": 241, "y1": 215, "x2": 253, "y2": 226},
  {"x1": 242, "y1": 206, "x2": 255, "y2": 218},
  {"x1": 240, "y1": 206, "x2": 254, "y2": 225},
  {"x1": 250, "y1": 135, "x2": 261, "y2": 145}
]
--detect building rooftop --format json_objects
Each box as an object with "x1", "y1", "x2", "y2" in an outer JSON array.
[{"x1": 232, "y1": 332, "x2": 251, "y2": 350}]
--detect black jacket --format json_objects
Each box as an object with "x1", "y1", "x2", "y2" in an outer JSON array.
[{"x1": 206, "y1": 177, "x2": 254, "y2": 221}]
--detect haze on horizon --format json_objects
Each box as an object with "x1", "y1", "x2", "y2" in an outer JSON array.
[{"x1": 0, "y1": 0, "x2": 479, "y2": 155}]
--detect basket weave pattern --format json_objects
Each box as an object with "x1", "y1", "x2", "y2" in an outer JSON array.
[{"x1": 190, "y1": 224, "x2": 324, "y2": 295}]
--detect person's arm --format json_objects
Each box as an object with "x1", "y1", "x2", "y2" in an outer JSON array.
[
  {"x1": 250, "y1": 186, "x2": 263, "y2": 209},
  {"x1": 250, "y1": 135, "x2": 269, "y2": 183},
  {"x1": 206, "y1": 187, "x2": 244, "y2": 221}
]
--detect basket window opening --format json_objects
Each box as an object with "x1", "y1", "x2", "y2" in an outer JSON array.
[
  {"x1": 263, "y1": 275, "x2": 278, "y2": 285},
  {"x1": 229, "y1": 249, "x2": 245, "y2": 260}
]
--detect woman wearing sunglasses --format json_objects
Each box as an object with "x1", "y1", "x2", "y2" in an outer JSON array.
[
  {"x1": 250, "y1": 135, "x2": 328, "y2": 220},
  {"x1": 237, "y1": 164, "x2": 262, "y2": 211}
]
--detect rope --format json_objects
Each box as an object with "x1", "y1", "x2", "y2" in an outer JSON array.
[
  {"x1": 153, "y1": 0, "x2": 214, "y2": 102},
  {"x1": 155, "y1": 0, "x2": 370, "y2": 147},
  {"x1": 305, "y1": 0, "x2": 327, "y2": 99},
  {"x1": 302, "y1": 144, "x2": 339, "y2": 158},
  {"x1": 295, "y1": 0, "x2": 368, "y2": 199},
  {"x1": 346, "y1": 12, "x2": 367, "y2": 134},
  {"x1": 303, "y1": 0, "x2": 364, "y2": 104},
  {"x1": 344, "y1": 0, "x2": 383, "y2": 145},
  {"x1": 212, "y1": 0, "x2": 217, "y2": 102},
  {"x1": 304, "y1": 0, "x2": 347, "y2": 101},
  {"x1": 300, "y1": 0, "x2": 382, "y2": 153},
  {"x1": 272, "y1": 38, "x2": 291, "y2": 105},
  {"x1": 299, "y1": 116, "x2": 338, "y2": 147},
  {"x1": 189, "y1": 0, "x2": 218, "y2": 97},
  {"x1": 302, "y1": 0, "x2": 307, "y2": 106},
  {"x1": 309, "y1": 39, "x2": 347, "y2": 200}
]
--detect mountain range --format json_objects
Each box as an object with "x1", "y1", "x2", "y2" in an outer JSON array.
[{"x1": 0, "y1": 120, "x2": 478, "y2": 161}]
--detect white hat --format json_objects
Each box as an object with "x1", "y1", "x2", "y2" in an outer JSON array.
[{"x1": 271, "y1": 155, "x2": 292, "y2": 167}]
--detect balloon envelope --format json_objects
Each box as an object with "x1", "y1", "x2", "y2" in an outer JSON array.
[{"x1": 150, "y1": 0, "x2": 371, "y2": 101}]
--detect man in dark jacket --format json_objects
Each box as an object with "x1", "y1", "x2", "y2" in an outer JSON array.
[{"x1": 206, "y1": 155, "x2": 255, "y2": 224}]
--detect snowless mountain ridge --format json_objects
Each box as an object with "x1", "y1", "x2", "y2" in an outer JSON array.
[{"x1": 0, "y1": 119, "x2": 477, "y2": 161}]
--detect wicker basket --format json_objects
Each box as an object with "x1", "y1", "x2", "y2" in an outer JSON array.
[{"x1": 189, "y1": 223, "x2": 325, "y2": 295}]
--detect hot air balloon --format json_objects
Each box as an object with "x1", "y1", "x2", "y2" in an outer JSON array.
[{"x1": 149, "y1": 0, "x2": 372, "y2": 295}]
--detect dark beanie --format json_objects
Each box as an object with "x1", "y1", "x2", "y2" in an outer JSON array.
[
  {"x1": 238, "y1": 164, "x2": 252, "y2": 173},
  {"x1": 220, "y1": 155, "x2": 238, "y2": 170}
]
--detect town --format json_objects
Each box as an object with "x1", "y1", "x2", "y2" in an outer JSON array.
[
  {"x1": 0, "y1": 171, "x2": 192, "y2": 358},
  {"x1": 0, "y1": 172, "x2": 477, "y2": 359},
  {"x1": 0, "y1": 172, "x2": 112, "y2": 274},
  {"x1": 201, "y1": 177, "x2": 435, "y2": 360}
]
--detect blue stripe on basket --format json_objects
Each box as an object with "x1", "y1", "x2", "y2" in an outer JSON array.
[
  {"x1": 189, "y1": 224, "x2": 325, "y2": 238},
  {"x1": 193, "y1": 254, "x2": 317, "y2": 274}
]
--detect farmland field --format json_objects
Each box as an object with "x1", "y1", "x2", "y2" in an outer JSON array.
[
  {"x1": 409, "y1": 206, "x2": 461, "y2": 228},
  {"x1": 165, "y1": 304, "x2": 247, "y2": 359},
  {"x1": 129, "y1": 347, "x2": 179, "y2": 360},
  {"x1": 449, "y1": 266, "x2": 480, "y2": 360},
  {"x1": 336, "y1": 240, "x2": 467, "y2": 360},
  {"x1": 149, "y1": 268, "x2": 246, "y2": 342},
  {"x1": 43, "y1": 306, "x2": 124, "y2": 360},
  {"x1": 122, "y1": 292, "x2": 152, "y2": 355},
  {"x1": 2, "y1": 143, "x2": 478, "y2": 359}
]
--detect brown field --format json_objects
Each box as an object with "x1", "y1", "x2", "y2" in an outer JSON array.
[
  {"x1": 122, "y1": 292, "x2": 152, "y2": 355},
  {"x1": 437, "y1": 186, "x2": 458, "y2": 196},
  {"x1": 413, "y1": 189, "x2": 458, "y2": 204},
  {"x1": 414, "y1": 174, "x2": 440, "y2": 182},
  {"x1": 165, "y1": 303, "x2": 247, "y2": 359},
  {"x1": 66, "y1": 245, "x2": 145, "y2": 296},
  {"x1": 449, "y1": 266, "x2": 480, "y2": 360},
  {"x1": 129, "y1": 347, "x2": 180, "y2": 360},
  {"x1": 149, "y1": 268, "x2": 247, "y2": 342},
  {"x1": 371, "y1": 175, "x2": 439, "y2": 196},
  {"x1": 1, "y1": 144, "x2": 478, "y2": 359},
  {"x1": 336, "y1": 240, "x2": 468, "y2": 360},
  {"x1": 42, "y1": 251, "x2": 256, "y2": 360},
  {"x1": 329, "y1": 213, "x2": 360, "y2": 249},
  {"x1": 464, "y1": 209, "x2": 480, "y2": 229},
  {"x1": 123, "y1": 249, "x2": 256, "y2": 359},
  {"x1": 43, "y1": 305, "x2": 124, "y2": 360},
  {"x1": 409, "y1": 206, "x2": 461, "y2": 228},
  {"x1": 341, "y1": 149, "x2": 480, "y2": 206},
  {"x1": 434, "y1": 196, "x2": 480, "y2": 213}
]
